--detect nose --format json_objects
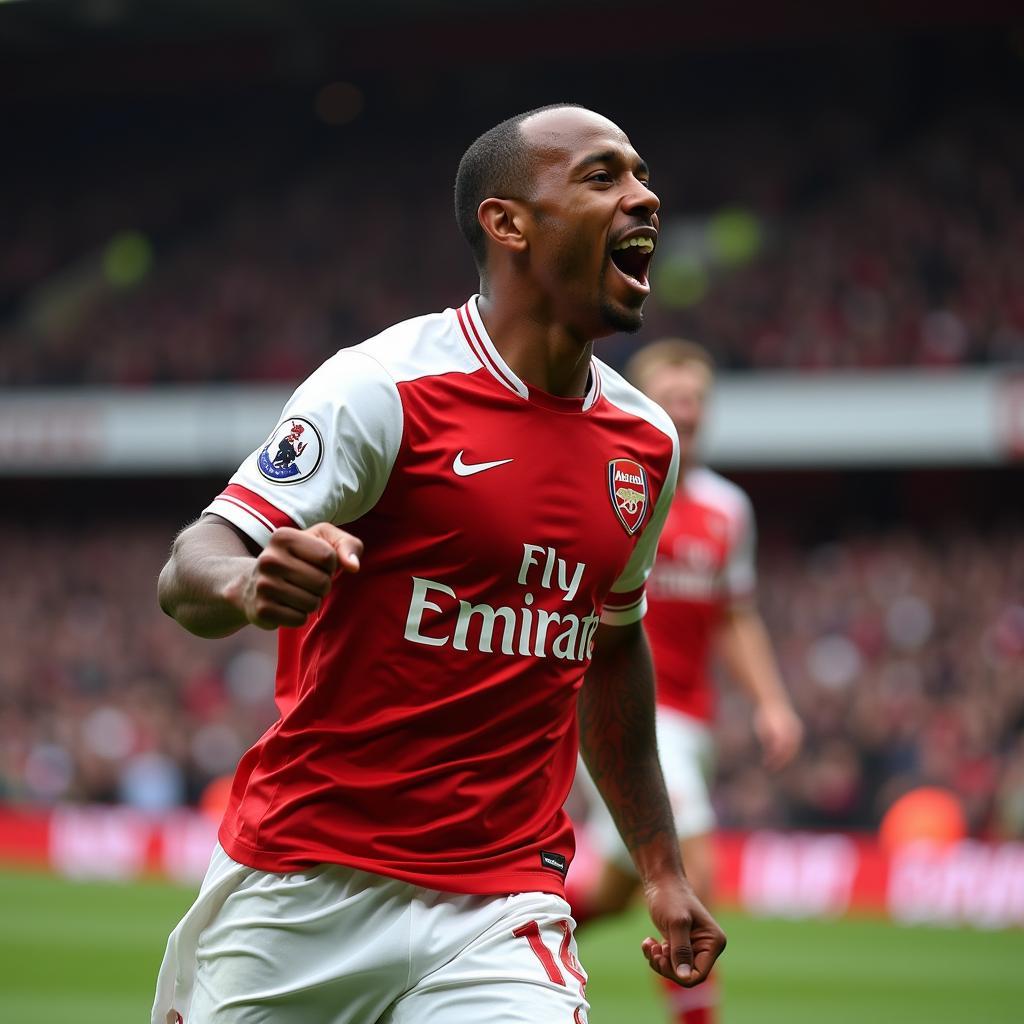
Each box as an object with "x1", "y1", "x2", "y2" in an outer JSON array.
[{"x1": 623, "y1": 176, "x2": 660, "y2": 219}]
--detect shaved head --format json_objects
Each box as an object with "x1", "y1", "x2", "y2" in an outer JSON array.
[
  {"x1": 517, "y1": 106, "x2": 627, "y2": 155},
  {"x1": 455, "y1": 103, "x2": 658, "y2": 339},
  {"x1": 454, "y1": 103, "x2": 588, "y2": 273}
]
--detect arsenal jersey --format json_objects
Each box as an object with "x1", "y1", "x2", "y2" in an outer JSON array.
[
  {"x1": 203, "y1": 297, "x2": 678, "y2": 896},
  {"x1": 643, "y1": 467, "x2": 756, "y2": 723}
]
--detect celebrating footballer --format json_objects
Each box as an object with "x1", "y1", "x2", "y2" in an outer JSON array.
[{"x1": 153, "y1": 104, "x2": 726, "y2": 1024}]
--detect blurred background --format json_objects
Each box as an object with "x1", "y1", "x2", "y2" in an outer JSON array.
[{"x1": 1, "y1": 1, "x2": 1022, "y2": 1021}]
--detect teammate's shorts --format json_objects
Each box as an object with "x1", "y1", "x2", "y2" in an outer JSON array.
[
  {"x1": 152, "y1": 843, "x2": 589, "y2": 1024},
  {"x1": 576, "y1": 706, "x2": 715, "y2": 872}
]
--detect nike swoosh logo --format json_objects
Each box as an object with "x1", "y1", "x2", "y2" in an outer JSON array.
[{"x1": 453, "y1": 450, "x2": 514, "y2": 477}]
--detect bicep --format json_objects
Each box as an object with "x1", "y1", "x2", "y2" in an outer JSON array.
[
  {"x1": 578, "y1": 620, "x2": 659, "y2": 778},
  {"x1": 178, "y1": 513, "x2": 261, "y2": 559},
  {"x1": 581, "y1": 620, "x2": 654, "y2": 710},
  {"x1": 590, "y1": 617, "x2": 646, "y2": 663}
]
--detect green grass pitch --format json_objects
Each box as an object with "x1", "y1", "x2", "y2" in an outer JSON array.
[{"x1": 0, "y1": 867, "x2": 1020, "y2": 1023}]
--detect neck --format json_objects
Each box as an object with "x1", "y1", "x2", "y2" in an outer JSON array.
[{"x1": 476, "y1": 291, "x2": 594, "y2": 399}]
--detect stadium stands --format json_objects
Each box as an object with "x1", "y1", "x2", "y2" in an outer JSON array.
[
  {"x1": 1, "y1": 14, "x2": 1020, "y2": 868},
  {"x1": 3, "y1": 106, "x2": 1023, "y2": 383},
  {"x1": 2, "y1": 520, "x2": 1020, "y2": 838}
]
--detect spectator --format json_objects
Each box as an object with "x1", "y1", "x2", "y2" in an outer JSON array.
[
  {"x1": 2, "y1": 109, "x2": 1023, "y2": 384},
  {"x1": 1, "y1": 521, "x2": 1020, "y2": 838}
]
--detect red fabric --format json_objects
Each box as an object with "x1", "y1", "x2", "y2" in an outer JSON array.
[
  {"x1": 660, "y1": 973, "x2": 718, "y2": 1023},
  {"x1": 220, "y1": 483, "x2": 298, "y2": 530},
  {"x1": 603, "y1": 584, "x2": 646, "y2": 612},
  {"x1": 644, "y1": 482, "x2": 745, "y2": 722},
  {"x1": 218, "y1": 363, "x2": 674, "y2": 895}
]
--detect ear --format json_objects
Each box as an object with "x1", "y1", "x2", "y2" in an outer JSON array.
[{"x1": 477, "y1": 198, "x2": 529, "y2": 257}]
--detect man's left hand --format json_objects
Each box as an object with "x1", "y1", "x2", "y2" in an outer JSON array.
[{"x1": 640, "y1": 877, "x2": 726, "y2": 986}]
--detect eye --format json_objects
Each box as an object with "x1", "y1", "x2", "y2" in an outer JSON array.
[{"x1": 587, "y1": 171, "x2": 614, "y2": 184}]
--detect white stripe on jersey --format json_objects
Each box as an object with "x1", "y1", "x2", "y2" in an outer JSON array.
[{"x1": 594, "y1": 358, "x2": 680, "y2": 602}]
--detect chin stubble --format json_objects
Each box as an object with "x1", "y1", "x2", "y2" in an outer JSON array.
[
  {"x1": 596, "y1": 250, "x2": 646, "y2": 333},
  {"x1": 598, "y1": 276, "x2": 644, "y2": 334}
]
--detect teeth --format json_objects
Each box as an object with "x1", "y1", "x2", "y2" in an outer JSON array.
[{"x1": 613, "y1": 236, "x2": 655, "y2": 252}]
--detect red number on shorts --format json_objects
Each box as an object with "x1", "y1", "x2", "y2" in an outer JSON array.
[
  {"x1": 512, "y1": 919, "x2": 587, "y2": 997},
  {"x1": 557, "y1": 920, "x2": 587, "y2": 996},
  {"x1": 512, "y1": 920, "x2": 564, "y2": 985}
]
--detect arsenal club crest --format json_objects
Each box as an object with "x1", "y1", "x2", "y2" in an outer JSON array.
[
  {"x1": 608, "y1": 458, "x2": 649, "y2": 535},
  {"x1": 257, "y1": 417, "x2": 323, "y2": 484}
]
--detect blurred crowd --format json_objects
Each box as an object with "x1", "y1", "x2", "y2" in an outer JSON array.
[
  {"x1": 715, "y1": 527, "x2": 1024, "y2": 838},
  {"x1": 0, "y1": 524, "x2": 278, "y2": 813},
  {"x1": 2, "y1": 105, "x2": 1023, "y2": 385},
  {"x1": 643, "y1": 109, "x2": 1024, "y2": 370},
  {"x1": 1, "y1": 519, "x2": 1021, "y2": 838}
]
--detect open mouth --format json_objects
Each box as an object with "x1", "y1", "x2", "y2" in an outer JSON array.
[{"x1": 609, "y1": 234, "x2": 655, "y2": 288}]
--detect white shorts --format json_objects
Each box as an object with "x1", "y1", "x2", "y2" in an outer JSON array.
[
  {"x1": 153, "y1": 844, "x2": 589, "y2": 1024},
  {"x1": 576, "y1": 707, "x2": 715, "y2": 872}
]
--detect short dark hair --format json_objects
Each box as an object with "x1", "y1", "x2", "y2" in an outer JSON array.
[{"x1": 454, "y1": 103, "x2": 582, "y2": 275}]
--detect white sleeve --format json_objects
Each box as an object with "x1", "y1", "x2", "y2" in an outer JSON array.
[
  {"x1": 204, "y1": 349, "x2": 403, "y2": 548},
  {"x1": 723, "y1": 490, "x2": 757, "y2": 600},
  {"x1": 601, "y1": 434, "x2": 680, "y2": 626}
]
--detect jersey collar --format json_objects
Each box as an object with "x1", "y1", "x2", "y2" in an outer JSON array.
[{"x1": 457, "y1": 296, "x2": 602, "y2": 413}]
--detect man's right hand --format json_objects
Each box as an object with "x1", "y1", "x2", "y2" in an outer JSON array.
[
  {"x1": 754, "y1": 698, "x2": 803, "y2": 771},
  {"x1": 230, "y1": 523, "x2": 363, "y2": 629}
]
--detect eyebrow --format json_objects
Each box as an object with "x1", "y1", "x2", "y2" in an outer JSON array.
[{"x1": 574, "y1": 149, "x2": 650, "y2": 178}]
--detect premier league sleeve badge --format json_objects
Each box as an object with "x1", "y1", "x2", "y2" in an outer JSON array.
[{"x1": 257, "y1": 417, "x2": 324, "y2": 484}]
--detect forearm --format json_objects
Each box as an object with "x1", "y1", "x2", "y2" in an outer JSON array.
[
  {"x1": 158, "y1": 519, "x2": 255, "y2": 638},
  {"x1": 717, "y1": 605, "x2": 788, "y2": 707},
  {"x1": 717, "y1": 604, "x2": 802, "y2": 767},
  {"x1": 579, "y1": 622, "x2": 683, "y2": 884}
]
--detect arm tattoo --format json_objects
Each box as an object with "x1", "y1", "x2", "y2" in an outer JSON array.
[{"x1": 578, "y1": 624, "x2": 677, "y2": 855}]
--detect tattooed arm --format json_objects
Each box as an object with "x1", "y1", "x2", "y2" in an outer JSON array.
[{"x1": 579, "y1": 619, "x2": 726, "y2": 986}]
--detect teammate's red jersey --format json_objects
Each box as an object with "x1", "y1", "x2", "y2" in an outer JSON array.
[
  {"x1": 204, "y1": 298, "x2": 678, "y2": 896},
  {"x1": 643, "y1": 467, "x2": 755, "y2": 723}
]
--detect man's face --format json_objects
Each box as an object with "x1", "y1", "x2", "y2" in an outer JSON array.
[
  {"x1": 641, "y1": 362, "x2": 711, "y2": 462},
  {"x1": 517, "y1": 108, "x2": 660, "y2": 338}
]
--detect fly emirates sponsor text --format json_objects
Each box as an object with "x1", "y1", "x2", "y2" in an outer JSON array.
[{"x1": 403, "y1": 544, "x2": 600, "y2": 662}]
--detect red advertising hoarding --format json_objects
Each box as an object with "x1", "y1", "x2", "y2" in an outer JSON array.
[{"x1": 1, "y1": 806, "x2": 1022, "y2": 929}]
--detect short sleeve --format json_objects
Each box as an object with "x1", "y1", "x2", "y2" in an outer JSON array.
[
  {"x1": 723, "y1": 489, "x2": 757, "y2": 600},
  {"x1": 601, "y1": 433, "x2": 680, "y2": 626},
  {"x1": 204, "y1": 349, "x2": 403, "y2": 548}
]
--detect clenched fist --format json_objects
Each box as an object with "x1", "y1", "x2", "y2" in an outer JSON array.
[{"x1": 234, "y1": 523, "x2": 363, "y2": 629}]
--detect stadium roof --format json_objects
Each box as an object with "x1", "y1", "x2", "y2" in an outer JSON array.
[{"x1": 3, "y1": 0, "x2": 1019, "y2": 50}]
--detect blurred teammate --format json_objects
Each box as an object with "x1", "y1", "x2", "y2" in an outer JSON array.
[
  {"x1": 568, "y1": 340, "x2": 801, "y2": 1024},
  {"x1": 151, "y1": 106, "x2": 725, "y2": 1024}
]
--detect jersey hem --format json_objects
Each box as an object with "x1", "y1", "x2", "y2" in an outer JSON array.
[
  {"x1": 217, "y1": 827, "x2": 568, "y2": 898},
  {"x1": 205, "y1": 497, "x2": 275, "y2": 548},
  {"x1": 205, "y1": 485, "x2": 299, "y2": 548}
]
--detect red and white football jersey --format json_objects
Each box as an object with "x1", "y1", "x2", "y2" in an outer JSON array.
[
  {"x1": 643, "y1": 467, "x2": 755, "y2": 723},
  {"x1": 204, "y1": 297, "x2": 678, "y2": 896}
]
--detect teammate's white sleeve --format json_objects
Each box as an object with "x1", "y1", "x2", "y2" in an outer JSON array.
[
  {"x1": 601, "y1": 435, "x2": 680, "y2": 626},
  {"x1": 204, "y1": 350, "x2": 403, "y2": 548},
  {"x1": 723, "y1": 488, "x2": 757, "y2": 599}
]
